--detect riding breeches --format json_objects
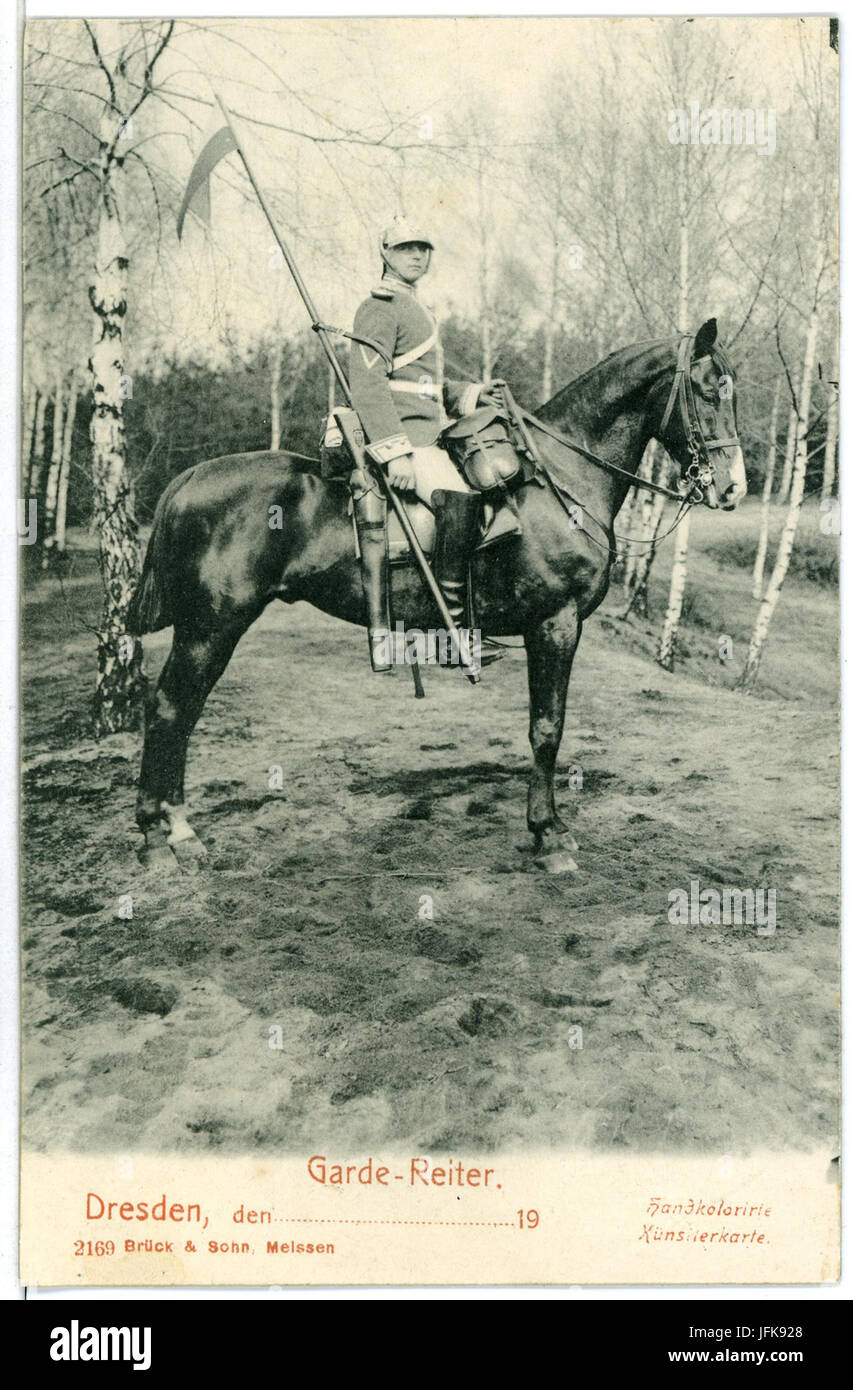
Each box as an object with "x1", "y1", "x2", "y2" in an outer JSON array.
[{"x1": 406, "y1": 445, "x2": 470, "y2": 504}]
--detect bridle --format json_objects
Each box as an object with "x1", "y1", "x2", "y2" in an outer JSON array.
[
  {"x1": 511, "y1": 335, "x2": 739, "y2": 514},
  {"x1": 494, "y1": 336, "x2": 740, "y2": 560},
  {"x1": 658, "y1": 335, "x2": 740, "y2": 500}
]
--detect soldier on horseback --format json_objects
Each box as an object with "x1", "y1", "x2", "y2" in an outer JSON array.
[{"x1": 347, "y1": 215, "x2": 504, "y2": 672}]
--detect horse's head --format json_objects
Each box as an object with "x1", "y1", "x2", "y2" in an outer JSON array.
[{"x1": 653, "y1": 318, "x2": 747, "y2": 510}]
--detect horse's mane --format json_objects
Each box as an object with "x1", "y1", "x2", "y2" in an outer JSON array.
[
  {"x1": 539, "y1": 338, "x2": 669, "y2": 424},
  {"x1": 565, "y1": 338, "x2": 665, "y2": 391},
  {"x1": 540, "y1": 331, "x2": 735, "y2": 426}
]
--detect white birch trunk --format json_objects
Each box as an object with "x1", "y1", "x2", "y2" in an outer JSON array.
[
  {"x1": 776, "y1": 403, "x2": 798, "y2": 502},
  {"x1": 656, "y1": 509, "x2": 691, "y2": 669},
  {"x1": 752, "y1": 375, "x2": 781, "y2": 599},
  {"x1": 541, "y1": 228, "x2": 560, "y2": 402},
  {"x1": 22, "y1": 384, "x2": 37, "y2": 494},
  {"x1": 739, "y1": 242, "x2": 823, "y2": 693},
  {"x1": 821, "y1": 335, "x2": 839, "y2": 501},
  {"x1": 620, "y1": 442, "x2": 657, "y2": 591},
  {"x1": 55, "y1": 370, "x2": 79, "y2": 553},
  {"x1": 477, "y1": 152, "x2": 492, "y2": 381},
  {"x1": 656, "y1": 142, "x2": 691, "y2": 670},
  {"x1": 624, "y1": 450, "x2": 671, "y2": 619},
  {"x1": 90, "y1": 18, "x2": 144, "y2": 733},
  {"x1": 30, "y1": 391, "x2": 48, "y2": 502},
  {"x1": 42, "y1": 365, "x2": 65, "y2": 561},
  {"x1": 270, "y1": 339, "x2": 282, "y2": 450},
  {"x1": 677, "y1": 166, "x2": 690, "y2": 334},
  {"x1": 541, "y1": 318, "x2": 554, "y2": 404}
]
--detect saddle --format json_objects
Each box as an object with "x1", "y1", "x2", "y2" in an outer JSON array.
[
  {"x1": 321, "y1": 404, "x2": 535, "y2": 567},
  {"x1": 383, "y1": 493, "x2": 520, "y2": 567}
]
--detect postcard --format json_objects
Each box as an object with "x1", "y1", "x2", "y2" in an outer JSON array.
[{"x1": 18, "y1": 13, "x2": 839, "y2": 1287}]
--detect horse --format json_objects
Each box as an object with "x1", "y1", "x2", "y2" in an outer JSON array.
[{"x1": 126, "y1": 317, "x2": 746, "y2": 875}]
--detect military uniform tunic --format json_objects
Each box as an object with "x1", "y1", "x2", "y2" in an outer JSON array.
[{"x1": 349, "y1": 272, "x2": 482, "y2": 502}]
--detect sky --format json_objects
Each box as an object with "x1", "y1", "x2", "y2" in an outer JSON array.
[{"x1": 26, "y1": 15, "x2": 836, "y2": 370}]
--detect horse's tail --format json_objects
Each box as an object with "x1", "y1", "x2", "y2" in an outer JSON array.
[{"x1": 126, "y1": 467, "x2": 197, "y2": 634}]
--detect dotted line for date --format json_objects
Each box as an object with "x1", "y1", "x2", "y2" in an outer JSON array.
[{"x1": 277, "y1": 1216, "x2": 516, "y2": 1228}]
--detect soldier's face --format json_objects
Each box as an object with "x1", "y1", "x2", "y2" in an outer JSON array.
[{"x1": 384, "y1": 241, "x2": 431, "y2": 283}]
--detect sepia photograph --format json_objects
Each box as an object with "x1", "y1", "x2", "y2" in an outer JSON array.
[{"x1": 16, "y1": 11, "x2": 840, "y2": 1286}]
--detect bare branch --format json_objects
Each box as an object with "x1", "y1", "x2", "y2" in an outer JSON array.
[{"x1": 83, "y1": 20, "x2": 116, "y2": 109}]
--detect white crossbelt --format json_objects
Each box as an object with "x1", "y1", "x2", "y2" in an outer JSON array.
[
  {"x1": 389, "y1": 379, "x2": 441, "y2": 397},
  {"x1": 390, "y1": 326, "x2": 438, "y2": 373}
]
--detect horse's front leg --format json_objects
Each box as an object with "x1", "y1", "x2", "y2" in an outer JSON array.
[{"x1": 524, "y1": 601, "x2": 581, "y2": 873}]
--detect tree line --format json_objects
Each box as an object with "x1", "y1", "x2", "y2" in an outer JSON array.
[{"x1": 22, "y1": 15, "x2": 838, "y2": 729}]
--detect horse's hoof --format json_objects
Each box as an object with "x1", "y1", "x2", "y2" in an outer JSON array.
[
  {"x1": 533, "y1": 849, "x2": 578, "y2": 875},
  {"x1": 139, "y1": 844, "x2": 180, "y2": 874},
  {"x1": 171, "y1": 835, "x2": 207, "y2": 865}
]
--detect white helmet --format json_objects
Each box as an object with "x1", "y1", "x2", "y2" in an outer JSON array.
[{"x1": 380, "y1": 215, "x2": 435, "y2": 256}]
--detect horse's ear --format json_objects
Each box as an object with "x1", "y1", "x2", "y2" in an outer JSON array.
[{"x1": 693, "y1": 318, "x2": 718, "y2": 359}]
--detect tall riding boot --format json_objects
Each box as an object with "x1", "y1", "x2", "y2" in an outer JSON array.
[
  {"x1": 430, "y1": 490, "x2": 502, "y2": 671},
  {"x1": 352, "y1": 479, "x2": 394, "y2": 673}
]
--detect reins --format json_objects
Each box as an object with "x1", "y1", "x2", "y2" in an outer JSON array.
[
  {"x1": 499, "y1": 336, "x2": 738, "y2": 563},
  {"x1": 520, "y1": 426, "x2": 695, "y2": 563},
  {"x1": 519, "y1": 408, "x2": 686, "y2": 502},
  {"x1": 499, "y1": 396, "x2": 693, "y2": 564}
]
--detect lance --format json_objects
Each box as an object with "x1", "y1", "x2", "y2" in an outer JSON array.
[{"x1": 184, "y1": 93, "x2": 480, "y2": 686}]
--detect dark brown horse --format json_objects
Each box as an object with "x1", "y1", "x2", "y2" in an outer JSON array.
[{"x1": 127, "y1": 318, "x2": 745, "y2": 874}]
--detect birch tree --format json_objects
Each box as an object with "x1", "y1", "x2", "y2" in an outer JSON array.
[
  {"x1": 524, "y1": 92, "x2": 573, "y2": 401},
  {"x1": 446, "y1": 104, "x2": 504, "y2": 382},
  {"x1": 820, "y1": 332, "x2": 839, "y2": 501},
  {"x1": 623, "y1": 450, "x2": 674, "y2": 620},
  {"x1": 620, "y1": 444, "x2": 657, "y2": 595},
  {"x1": 24, "y1": 17, "x2": 176, "y2": 728},
  {"x1": 269, "y1": 340, "x2": 283, "y2": 450},
  {"x1": 475, "y1": 142, "x2": 493, "y2": 381},
  {"x1": 54, "y1": 368, "x2": 79, "y2": 554},
  {"x1": 776, "y1": 402, "x2": 798, "y2": 501},
  {"x1": 656, "y1": 140, "x2": 691, "y2": 672},
  {"x1": 29, "y1": 390, "x2": 49, "y2": 505},
  {"x1": 737, "y1": 23, "x2": 837, "y2": 690},
  {"x1": 85, "y1": 18, "x2": 174, "y2": 732},
  {"x1": 752, "y1": 375, "x2": 782, "y2": 599},
  {"x1": 739, "y1": 235, "x2": 829, "y2": 691},
  {"x1": 41, "y1": 361, "x2": 65, "y2": 564},
  {"x1": 22, "y1": 380, "x2": 38, "y2": 495}
]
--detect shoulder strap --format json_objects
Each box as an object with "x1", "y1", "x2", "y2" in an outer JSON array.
[{"x1": 312, "y1": 321, "x2": 392, "y2": 371}]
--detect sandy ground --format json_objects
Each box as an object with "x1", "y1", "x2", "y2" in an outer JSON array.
[{"x1": 21, "y1": 501, "x2": 839, "y2": 1156}]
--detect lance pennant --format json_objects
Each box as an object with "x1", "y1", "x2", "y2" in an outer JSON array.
[{"x1": 176, "y1": 124, "x2": 237, "y2": 240}]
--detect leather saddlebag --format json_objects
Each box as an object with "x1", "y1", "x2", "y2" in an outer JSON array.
[{"x1": 440, "y1": 406, "x2": 522, "y2": 491}]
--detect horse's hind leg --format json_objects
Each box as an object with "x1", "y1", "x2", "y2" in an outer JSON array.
[
  {"x1": 524, "y1": 601, "x2": 582, "y2": 873},
  {"x1": 136, "y1": 617, "x2": 250, "y2": 869}
]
